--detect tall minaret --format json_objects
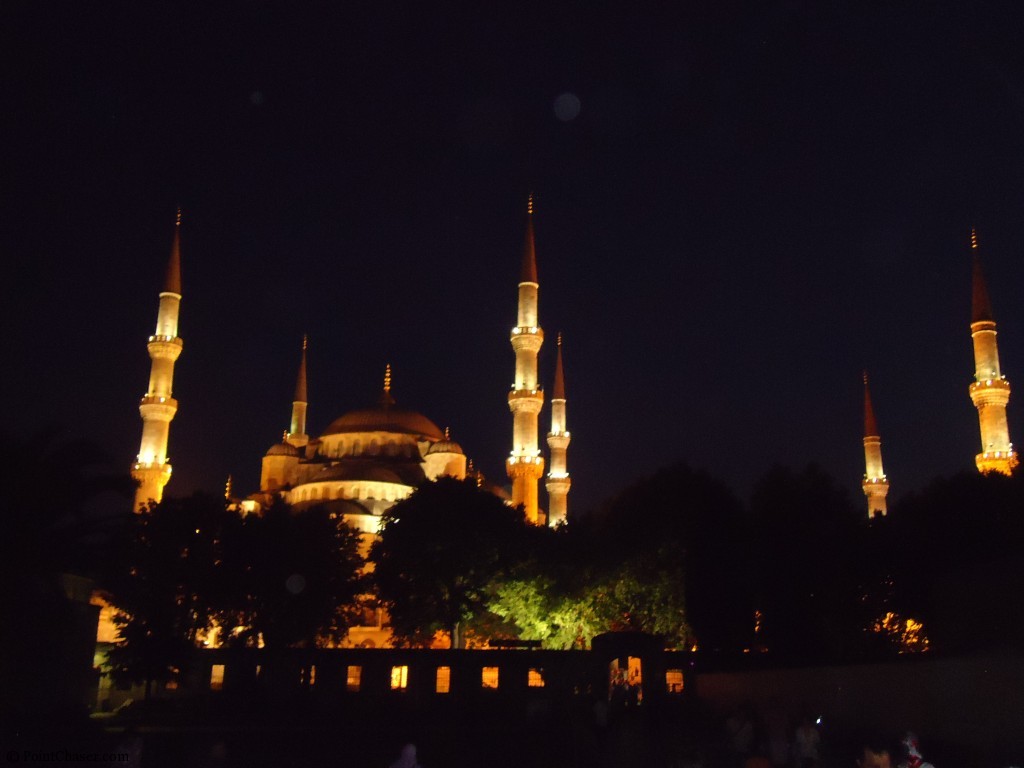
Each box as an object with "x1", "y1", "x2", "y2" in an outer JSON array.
[
  {"x1": 861, "y1": 372, "x2": 889, "y2": 518},
  {"x1": 507, "y1": 194, "x2": 545, "y2": 524},
  {"x1": 968, "y1": 229, "x2": 1017, "y2": 475},
  {"x1": 131, "y1": 210, "x2": 184, "y2": 510},
  {"x1": 287, "y1": 335, "x2": 309, "y2": 449},
  {"x1": 545, "y1": 333, "x2": 571, "y2": 526}
]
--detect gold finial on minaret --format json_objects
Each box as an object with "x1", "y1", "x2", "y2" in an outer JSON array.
[
  {"x1": 225, "y1": 475, "x2": 233, "y2": 500},
  {"x1": 176, "y1": 206, "x2": 182, "y2": 227},
  {"x1": 971, "y1": 227, "x2": 978, "y2": 250},
  {"x1": 283, "y1": 430, "x2": 288, "y2": 442},
  {"x1": 384, "y1": 363, "x2": 392, "y2": 393},
  {"x1": 302, "y1": 333, "x2": 308, "y2": 351},
  {"x1": 527, "y1": 192, "x2": 534, "y2": 216},
  {"x1": 444, "y1": 426, "x2": 451, "y2": 440}
]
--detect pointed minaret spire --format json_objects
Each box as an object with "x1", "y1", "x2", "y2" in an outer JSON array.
[
  {"x1": 225, "y1": 475, "x2": 233, "y2": 500},
  {"x1": 507, "y1": 195, "x2": 545, "y2": 524},
  {"x1": 287, "y1": 335, "x2": 310, "y2": 448},
  {"x1": 546, "y1": 332, "x2": 571, "y2": 525},
  {"x1": 164, "y1": 207, "x2": 183, "y2": 295},
  {"x1": 521, "y1": 193, "x2": 538, "y2": 284},
  {"x1": 863, "y1": 371, "x2": 878, "y2": 438},
  {"x1": 861, "y1": 371, "x2": 888, "y2": 518},
  {"x1": 967, "y1": 230, "x2": 1017, "y2": 474},
  {"x1": 132, "y1": 211, "x2": 185, "y2": 510},
  {"x1": 552, "y1": 332, "x2": 566, "y2": 400},
  {"x1": 971, "y1": 228, "x2": 994, "y2": 324}
]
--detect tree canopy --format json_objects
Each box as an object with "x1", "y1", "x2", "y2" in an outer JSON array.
[{"x1": 370, "y1": 476, "x2": 533, "y2": 648}]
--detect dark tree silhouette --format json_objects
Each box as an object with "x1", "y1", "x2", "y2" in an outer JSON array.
[
  {"x1": 0, "y1": 430, "x2": 133, "y2": 720},
  {"x1": 749, "y1": 464, "x2": 864, "y2": 660},
  {"x1": 886, "y1": 469, "x2": 1024, "y2": 652},
  {"x1": 370, "y1": 477, "x2": 532, "y2": 648},
  {"x1": 106, "y1": 493, "x2": 236, "y2": 697},
  {"x1": 216, "y1": 497, "x2": 365, "y2": 650},
  {"x1": 594, "y1": 462, "x2": 750, "y2": 652}
]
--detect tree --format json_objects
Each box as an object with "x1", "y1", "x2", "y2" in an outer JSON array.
[
  {"x1": 594, "y1": 462, "x2": 749, "y2": 652},
  {"x1": 216, "y1": 498, "x2": 365, "y2": 650},
  {"x1": 370, "y1": 477, "x2": 532, "y2": 648},
  {"x1": 885, "y1": 470, "x2": 1024, "y2": 652},
  {"x1": 106, "y1": 493, "x2": 235, "y2": 697},
  {"x1": 0, "y1": 430, "x2": 134, "y2": 719},
  {"x1": 588, "y1": 551, "x2": 692, "y2": 647},
  {"x1": 748, "y1": 464, "x2": 864, "y2": 660}
]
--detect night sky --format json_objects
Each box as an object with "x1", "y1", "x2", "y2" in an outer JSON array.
[{"x1": 5, "y1": 4, "x2": 1024, "y2": 514}]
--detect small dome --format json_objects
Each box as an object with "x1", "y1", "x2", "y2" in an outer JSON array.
[
  {"x1": 427, "y1": 438, "x2": 464, "y2": 455},
  {"x1": 265, "y1": 442, "x2": 300, "y2": 457}
]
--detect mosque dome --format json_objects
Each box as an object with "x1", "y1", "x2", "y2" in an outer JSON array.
[
  {"x1": 322, "y1": 404, "x2": 444, "y2": 440},
  {"x1": 265, "y1": 442, "x2": 300, "y2": 457}
]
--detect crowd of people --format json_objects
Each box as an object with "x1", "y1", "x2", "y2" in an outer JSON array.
[{"x1": 724, "y1": 705, "x2": 944, "y2": 768}]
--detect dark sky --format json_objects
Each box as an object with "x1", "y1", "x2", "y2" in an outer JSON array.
[{"x1": 5, "y1": 3, "x2": 1024, "y2": 514}]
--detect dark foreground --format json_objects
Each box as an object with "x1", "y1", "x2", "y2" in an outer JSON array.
[{"x1": 3, "y1": 695, "x2": 1010, "y2": 768}]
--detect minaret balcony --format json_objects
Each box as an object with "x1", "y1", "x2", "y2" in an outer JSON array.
[
  {"x1": 546, "y1": 476, "x2": 571, "y2": 492},
  {"x1": 147, "y1": 335, "x2": 184, "y2": 360},
  {"x1": 976, "y1": 450, "x2": 1019, "y2": 475},
  {"x1": 969, "y1": 377, "x2": 1011, "y2": 407},
  {"x1": 510, "y1": 328, "x2": 544, "y2": 353},
  {"x1": 507, "y1": 455, "x2": 545, "y2": 479},
  {"x1": 139, "y1": 395, "x2": 178, "y2": 421},
  {"x1": 508, "y1": 389, "x2": 544, "y2": 413},
  {"x1": 547, "y1": 433, "x2": 571, "y2": 450}
]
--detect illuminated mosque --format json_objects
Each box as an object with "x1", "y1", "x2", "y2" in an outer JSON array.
[
  {"x1": 131, "y1": 199, "x2": 571, "y2": 540},
  {"x1": 130, "y1": 206, "x2": 1014, "y2": 533}
]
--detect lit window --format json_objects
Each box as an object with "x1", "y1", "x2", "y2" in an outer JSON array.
[
  {"x1": 210, "y1": 664, "x2": 225, "y2": 691},
  {"x1": 436, "y1": 666, "x2": 451, "y2": 694},
  {"x1": 391, "y1": 665, "x2": 409, "y2": 691},
  {"x1": 481, "y1": 666, "x2": 499, "y2": 689},
  {"x1": 346, "y1": 665, "x2": 361, "y2": 692},
  {"x1": 528, "y1": 668, "x2": 545, "y2": 688},
  {"x1": 665, "y1": 669, "x2": 684, "y2": 694}
]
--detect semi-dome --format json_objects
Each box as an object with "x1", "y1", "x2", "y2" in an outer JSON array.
[
  {"x1": 322, "y1": 404, "x2": 444, "y2": 440},
  {"x1": 312, "y1": 459, "x2": 427, "y2": 487},
  {"x1": 265, "y1": 442, "x2": 300, "y2": 457}
]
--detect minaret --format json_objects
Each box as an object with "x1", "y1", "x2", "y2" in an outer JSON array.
[
  {"x1": 506, "y1": 194, "x2": 545, "y2": 524},
  {"x1": 287, "y1": 335, "x2": 309, "y2": 449},
  {"x1": 131, "y1": 210, "x2": 184, "y2": 510},
  {"x1": 545, "y1": 333, "x2": 571, "y2": 526},
  {"x1": 861, "y1": 372, "x2": 889, "y2": 518},
  {"x1": 968, "y1": 229, "x2": 1018, "y2": 475}
]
